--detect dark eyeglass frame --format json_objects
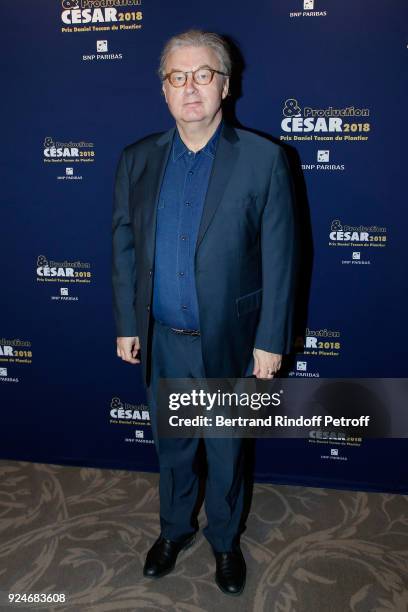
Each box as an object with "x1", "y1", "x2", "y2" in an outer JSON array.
[{"x1": 162, "y1": 65, "x2": 229, "y2": 87}]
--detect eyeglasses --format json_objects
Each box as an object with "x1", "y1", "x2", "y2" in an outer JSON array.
[{"x1": 162, "y1": 65, "x2": 229, "y2": 88}]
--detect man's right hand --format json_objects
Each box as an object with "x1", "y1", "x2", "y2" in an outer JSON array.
[{"x1": 116, "y1": 336, "x2": 140, "y2": 364}]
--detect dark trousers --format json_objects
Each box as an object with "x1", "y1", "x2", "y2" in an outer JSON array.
[{"x1": 146, "y1": 319, "x2": 247, "y2": 552}]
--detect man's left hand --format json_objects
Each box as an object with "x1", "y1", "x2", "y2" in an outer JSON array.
[{"x1": 252, "y1": 348, "x2": 282, "y2": 378}]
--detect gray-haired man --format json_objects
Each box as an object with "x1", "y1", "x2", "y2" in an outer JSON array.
[{"x1": 113, "y1": 29, "x2": 297, "y2": 595}]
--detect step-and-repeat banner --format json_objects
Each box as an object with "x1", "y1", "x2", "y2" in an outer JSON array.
[{"x1": 2, "y1": 1, "x2": 407, "y2": 492}]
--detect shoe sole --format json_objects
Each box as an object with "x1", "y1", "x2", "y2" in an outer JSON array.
[
  {"x1": 215, "y1": 574, "x2": 246, "y2": 596},
  {"x1": 143, "y1": 534, "x2": 196, "y2": 579}
]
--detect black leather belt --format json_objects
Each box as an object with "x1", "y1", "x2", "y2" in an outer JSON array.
[{"x1": 170, "y1": 327, "x2": 201, "y2": 336}]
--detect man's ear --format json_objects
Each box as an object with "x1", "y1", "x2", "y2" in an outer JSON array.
[
  {"x1": 162, "y1": 83, "x2": 168, "y2": 102},
  {"x1": 221, "y1": 77, "x2": 230, "y2": 100}
]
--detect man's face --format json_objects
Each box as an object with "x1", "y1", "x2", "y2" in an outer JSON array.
[{"x1": 162, "y1": 45, "x2": 229, "y2": 127}]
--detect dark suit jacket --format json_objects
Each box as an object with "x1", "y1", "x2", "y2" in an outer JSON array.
[{"x1": 112, "y1": 122, "x2": 298, "y2": 387}]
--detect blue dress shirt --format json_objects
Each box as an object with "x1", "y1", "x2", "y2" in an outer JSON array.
[{"x1": 152, "y1": 121, "x2": 222, "y2": 330}]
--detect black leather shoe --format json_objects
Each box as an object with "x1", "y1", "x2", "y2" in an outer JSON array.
[
  {"x1": 143, "y1": 533, "x2": 195, "y2": 578},
  {"x1": 214, "y1": 547, "x2": 246, "y2": 595}
]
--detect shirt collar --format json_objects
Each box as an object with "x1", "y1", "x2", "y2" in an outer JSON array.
[{"x1": 172, "y1": 120, "x2": 223, "y2": 161}]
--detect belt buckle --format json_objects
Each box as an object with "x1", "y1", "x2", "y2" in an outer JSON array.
[{"x1": 171, "y1": 327, "x2": 200, "y2": 336}]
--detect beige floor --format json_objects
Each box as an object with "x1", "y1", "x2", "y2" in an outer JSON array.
[{"x1": 0, "y1": 460, "x2": 407, "y2": 611}]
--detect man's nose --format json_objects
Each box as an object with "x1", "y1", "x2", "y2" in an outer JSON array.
[{"x1": 185, "y1": 72, "x2": 198, "y2": 93}]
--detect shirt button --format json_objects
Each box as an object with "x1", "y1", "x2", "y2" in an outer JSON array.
[
  {"x1": 178, "y1": 272, "x2": 185, "y2": 276},
  {"x1": 188, "y1": 170, "x2": 194, "y2": 175},
  {"x1": 180, "y1": 235, "x2": 187, "y2": 240},
  {"x1": 185, "y1": 202, "x2": 191, "y2": 207},
  {"x1": 181, "y1": 305, "x2": 187, "y2": 310}
]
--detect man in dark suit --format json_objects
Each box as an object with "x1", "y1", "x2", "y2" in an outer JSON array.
[{"x1": 112, "y1": 29, "x2": 297, "y2": 596}]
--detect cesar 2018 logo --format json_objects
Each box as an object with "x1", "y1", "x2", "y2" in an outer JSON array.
[
  {"x1": 43, "y1": 137, "x2": 95, "y2": 163},
  {"x1": 43, "y1": 137, "x2": 80, "y2": 160},
  {"x1": 36, "y1": 255, "x2": 75, "y2": 279},
  {"x1": 281, "y1": 98, "x2": 371, "y2": 136},
  {"x1": 110, "y1": 397, "x2": 150, "y2": 422},
  {"x1": 61, "y1": 0, "x2": 118, "y2": 24},
  {"x1": 61, "y1": 0, "x2": 141, "y2": 25}
]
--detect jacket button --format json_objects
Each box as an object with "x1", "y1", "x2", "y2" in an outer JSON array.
[
  {"x1": 148, "y1": 269, "x2": 152, "y2": 277},
  {"x1": 146, "y1": 305, "x2": 150, "y2": 311}
]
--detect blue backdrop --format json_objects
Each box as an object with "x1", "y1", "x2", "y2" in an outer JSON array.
[{"x1": 1, "y1": 0, "x2": 407, "y2": 493}]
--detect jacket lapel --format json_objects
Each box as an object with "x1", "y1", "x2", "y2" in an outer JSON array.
[
  {"x1": 142, "y1": 128, "x2": 174, "y2": 265},
  {"x1": 195, "y1": 122, "x2": 239, "y2": 254}
]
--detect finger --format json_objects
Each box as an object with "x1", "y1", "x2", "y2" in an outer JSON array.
[
  {"x1": 126, "y1": 344, "x2": 141, "y2": 363},
  {"x1": 259, "y1": 367, "x2": 276, "y2": 379},
  {"x1": 117, "y1": 344, "x2": 135, "y2": 363},
  {"x1": 253, "y1": 353, "x2": 260, "y2": 376},
  {"x1": 257, "y1": 367, "x2": 269, "y2": 379},
  {"x1": 131, "y1": 348, "x2": 141, "y2": 363},
  {"x1": 125, "y1": 354, "x2": 139, "y2": 364}
]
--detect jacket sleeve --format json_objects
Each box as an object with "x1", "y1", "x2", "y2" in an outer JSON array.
[
  {"x1": 112, "y1": 148, "x2": 138, "y2": 337},
  {"x1": 254, "y1": 146, "x2": 298, "y2": 355}
]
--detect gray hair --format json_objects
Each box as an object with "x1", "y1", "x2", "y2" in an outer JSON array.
[{"x1": 158, "y1": 29, "x2": 232, "y2": 80}]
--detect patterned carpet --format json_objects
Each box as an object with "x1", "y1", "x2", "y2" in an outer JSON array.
[{"x1": 0, "y1": 460, "x2": 407, "y2": 612}]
